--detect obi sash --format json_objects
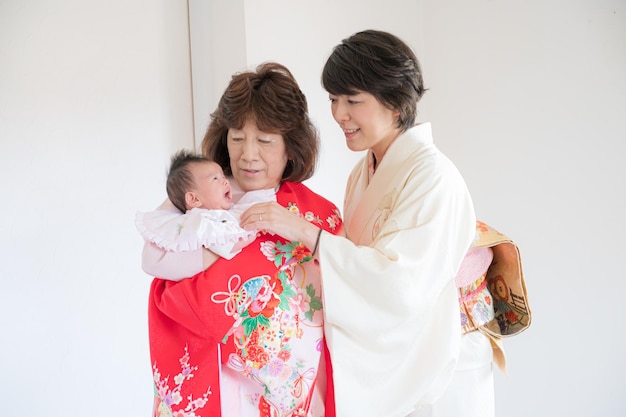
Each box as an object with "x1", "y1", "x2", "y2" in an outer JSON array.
[{"x1": 455, "y1": 221, "x2": 532, "y2": 372}]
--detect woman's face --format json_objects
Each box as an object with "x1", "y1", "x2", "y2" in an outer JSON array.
[
  {"x1": 329, "y1": 91, "x2": 400, "y2": 162},
  {"x1": 227, "y1": 119, "x2": 288, "y2": 192}
]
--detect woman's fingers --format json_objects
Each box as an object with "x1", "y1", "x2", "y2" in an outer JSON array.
[
  {"x1": 240, "y1": 202, "x2": 302, "y2": 242},
  {"x1": 240, "y1": 202, "x2": 275, "y2": 229}
]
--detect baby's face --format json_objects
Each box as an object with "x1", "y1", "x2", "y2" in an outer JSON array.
[{"x1": 190, "y1": 161, "x2": 232, "y2": 210}]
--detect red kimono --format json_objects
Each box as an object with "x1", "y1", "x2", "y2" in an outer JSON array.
[{"x1": 148, "y1": 182, "x2": 341, "y2": 417}]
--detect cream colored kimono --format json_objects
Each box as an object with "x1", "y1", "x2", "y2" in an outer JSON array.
[{"x1": 319, "y1": 123, "x2": 476, "y2": 417}]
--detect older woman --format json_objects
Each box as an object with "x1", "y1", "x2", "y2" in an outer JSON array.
[{"x1": 143, "y1": 63, "x2": 342, "y2": 417}]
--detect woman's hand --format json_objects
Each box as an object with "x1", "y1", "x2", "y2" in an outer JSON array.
[{"x1": 240, "y1": 202, "x2": 320, "y2": 250}]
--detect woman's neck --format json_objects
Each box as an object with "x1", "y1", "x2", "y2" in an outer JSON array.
[
  {"x1": 230, "y1": 178, "x2": 280, "y2": 204},
  {"x1": 370, "y1": 129, "x2": 403, "y2": 170}
]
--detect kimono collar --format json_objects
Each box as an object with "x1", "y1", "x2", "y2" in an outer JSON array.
[
  {"x1": 345, "y1": 122, "x2": 435, "y2": 244},
  {"x1": 367, "y1": 122, "x2": 433, "y2": 179},
  {"x1": 229, "y1": 177, "x2": 278, "y2": 205}
]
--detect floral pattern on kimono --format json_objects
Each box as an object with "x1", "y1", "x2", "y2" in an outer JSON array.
[{"x1": 148, "y1": 181, "x2": 342, "y2": 417}]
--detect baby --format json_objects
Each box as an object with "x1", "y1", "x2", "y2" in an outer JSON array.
[
  {"x1": 136, "y1": 149, "x2": 273, "y2": 260},
  {"x1": 166, "y1": 149, "x2": 234, "y2": 214}
]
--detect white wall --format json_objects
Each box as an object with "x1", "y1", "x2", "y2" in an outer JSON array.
[
  {"x1": 0, "y1": 1, "x2": 193, "y2": 415},
  {"x1": 187, "y1": 0, "x2": 247, "y2": 144},
  {"x1": 419, "y1": 2, "x2": 626, "y2": 416},
  {"x1": 2, "y1": 1, "x2": 625, "y2": 416}
]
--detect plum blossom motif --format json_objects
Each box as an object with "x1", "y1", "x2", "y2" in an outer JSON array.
[
  {"x1": 326, "y1": 208, "x2": 341, "y2": 231},
  {"x1": 153, "y1": 345, "x2": 211, "y2": 417}
]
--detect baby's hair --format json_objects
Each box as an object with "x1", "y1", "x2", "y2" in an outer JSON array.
[{"x1": 166, "y1": 149, "x2": 211, "y2": 213}]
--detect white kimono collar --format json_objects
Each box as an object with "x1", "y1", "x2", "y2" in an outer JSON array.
[{"x1": 367, "y1": 122, "x2": 434, "y2": 178}]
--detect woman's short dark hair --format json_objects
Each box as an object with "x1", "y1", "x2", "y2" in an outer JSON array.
[
  {"x1": 202, "y1": 62, "x2": 319, "y2": 183},
  {"x1": 321, "y1": 29, "x2": 427, "y2": 132}
]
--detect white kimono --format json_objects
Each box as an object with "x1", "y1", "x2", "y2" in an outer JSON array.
[{"x1": 319, "y1": 123, "x2": 477, "y2": 417}]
